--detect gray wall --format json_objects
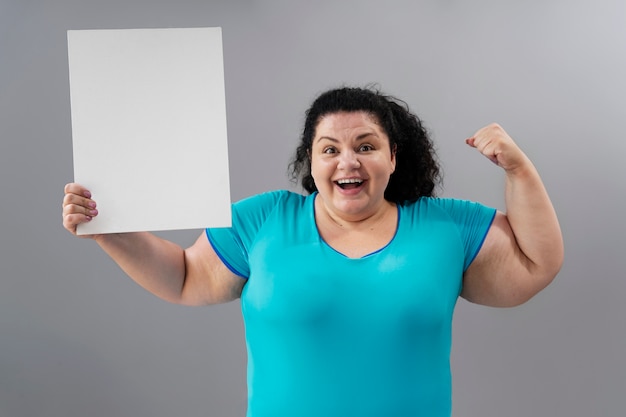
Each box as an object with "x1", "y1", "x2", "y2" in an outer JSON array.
[{"x1": 1, "y1": 0, "x2": 625, "y2": 416}]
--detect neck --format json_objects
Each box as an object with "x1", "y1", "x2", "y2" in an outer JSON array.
[{"x1": 315, "y1": 196, "x2": 396, "y2": 231}]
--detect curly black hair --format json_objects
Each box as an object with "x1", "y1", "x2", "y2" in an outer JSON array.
[{"x1": 289, "y1": 85, "x2": 442, "y2": 203}]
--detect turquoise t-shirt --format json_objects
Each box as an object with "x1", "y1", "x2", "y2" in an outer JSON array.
[{"x1": 206, "y1": 190, "x2": 496, "y2": 417}]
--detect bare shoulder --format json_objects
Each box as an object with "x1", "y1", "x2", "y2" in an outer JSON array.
[{"x1": 181, "y1": 232, "x2": 246, "y2": 306}]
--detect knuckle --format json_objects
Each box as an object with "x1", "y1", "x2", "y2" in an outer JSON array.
[
  {"x1": 62, "y1": 193, "x2": 73, "y2": 206},
  {"x1": 62, "y1": 214, "x2": 75, "y2": 229},
  {"x1": 64, "y1": 182, "x2": 80, "y2": 195},
  {"x1": 66, "y1": 203, "x2": 81, "y2": 215}
]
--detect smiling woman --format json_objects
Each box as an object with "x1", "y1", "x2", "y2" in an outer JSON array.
[
  {"x1": 62, "y1": 85, "x2": 563, "y2": 417},
  {"x1": 311, "y1": 112, "x2": 396, "y2": 224},
  {"x1": 291, "y1": 87, "x2": 441, "y2": 203}
]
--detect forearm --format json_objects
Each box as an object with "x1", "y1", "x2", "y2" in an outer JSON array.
[
  {"x1": 94, "y1": 232, "x2": 187, "y2": 303},
  {"x1": 504, "y1": 159, "x2": 564, "y2": 279}
]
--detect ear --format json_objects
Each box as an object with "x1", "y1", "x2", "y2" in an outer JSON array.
[{"x1": 390, "y1": 144, "x2": 397, "y2": 173}]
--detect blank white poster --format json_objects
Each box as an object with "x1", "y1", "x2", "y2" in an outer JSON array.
[{"x1": 67, "y1": 27, "x2": 231, "y2": 235}]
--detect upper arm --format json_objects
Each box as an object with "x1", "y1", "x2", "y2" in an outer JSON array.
[
  {"x1": 180, "y1": 232, "x2": 246, "y2": 306},
  {"x1": 461, "y1": 211, "x2": 542, "y2": 307}
]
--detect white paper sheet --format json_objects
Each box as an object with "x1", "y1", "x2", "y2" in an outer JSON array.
[{"x1": 67, "y1": 27, "x2": 231, "y2": 234}]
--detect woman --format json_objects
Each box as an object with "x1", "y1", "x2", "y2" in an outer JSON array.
[{"x1": 62, "y1": 86, "x2": 563, "y2": 416}]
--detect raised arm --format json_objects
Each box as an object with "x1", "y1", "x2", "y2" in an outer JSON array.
[
  {"x1": 462, "y1": 124, "x2": 564, "y2": 307},
  {"x1": 62, "y1": 183, "x2": 245, "y2": 306}
]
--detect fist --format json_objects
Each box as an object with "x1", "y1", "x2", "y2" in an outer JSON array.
[
  {"x1": 465, "y1": 123, "x2": 529, "y2": 172},
  {"x1": 62, "y1": 183, "x2": 99, "y2": 238}
]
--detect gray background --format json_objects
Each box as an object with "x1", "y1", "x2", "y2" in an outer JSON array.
[{"x1": 1, "y1": 0, "x2": 624, "y2": 416}]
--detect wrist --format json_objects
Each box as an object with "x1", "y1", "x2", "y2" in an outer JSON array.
[{"x1": 503, "y1": 155, "x2": 535, "y2": 179}]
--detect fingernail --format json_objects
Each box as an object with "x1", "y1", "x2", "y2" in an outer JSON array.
[
  {"x1": 89, "y1": 209, "x2": 98, "y2": 216},
  {"x1": 88, "y1": 201, "x2": 96, "y2": 208},
  {"x1": 83, "y1": 191, "x2": 92, "y2": 198},
  {"x1": 85, "y1": 216, "x2": 92, "y2": 221}
]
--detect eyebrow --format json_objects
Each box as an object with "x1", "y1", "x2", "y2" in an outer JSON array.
[{"x1": 316, "y1": 132, "x2": 377, "y2": 143}]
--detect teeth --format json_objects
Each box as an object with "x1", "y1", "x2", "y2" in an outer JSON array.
[{"x1": 336, "y1": 178, "x2": 363, "y2": 184}]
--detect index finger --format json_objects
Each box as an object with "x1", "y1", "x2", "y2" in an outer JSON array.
[{"x1": 64, "y1": 182, "x2": 92, "y2": 198}]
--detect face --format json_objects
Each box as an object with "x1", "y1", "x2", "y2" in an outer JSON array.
[{"x1": 310, "y1": 111, "x2": 396, "y2": 222}]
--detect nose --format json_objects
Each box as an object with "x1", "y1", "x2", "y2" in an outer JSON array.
[{"x1": 337, "y1": 150, "x2": 360, "y2": 170}]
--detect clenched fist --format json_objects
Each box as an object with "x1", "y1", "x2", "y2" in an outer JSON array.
[
  {"x1": 465, "y1": 123, "x2": 531, "y2": 173},
  {"x1": 62, "y1": 183, "x2": 99, "y2": 238}
]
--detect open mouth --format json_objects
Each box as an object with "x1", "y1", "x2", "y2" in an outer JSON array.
[{"x1": 335, "y1": 178, "x2": 364, "y2": 190}]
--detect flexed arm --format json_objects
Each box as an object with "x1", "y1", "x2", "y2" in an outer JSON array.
[{"x1": 462, "y1": 124, "x2": 564, "y2": 307}]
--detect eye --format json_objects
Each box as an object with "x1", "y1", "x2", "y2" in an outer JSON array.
[
  {"x1": 322, "y1": 146, "x2": 337, "y2": 154},
  {"x1": 358, "y1": 144, "x2": 374, "y2": 152}
]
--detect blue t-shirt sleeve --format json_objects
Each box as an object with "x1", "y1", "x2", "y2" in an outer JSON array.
[
  {"x1": 205, "y1": 190, "x2": 286, "y2": 278},
  {"x1": 434, "y1": 198, "x2": 497, "y2": 271}
]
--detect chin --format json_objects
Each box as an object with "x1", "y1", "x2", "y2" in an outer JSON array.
[{"x1": 334, "y1": 200, "x2": 371, "y2": 216}]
